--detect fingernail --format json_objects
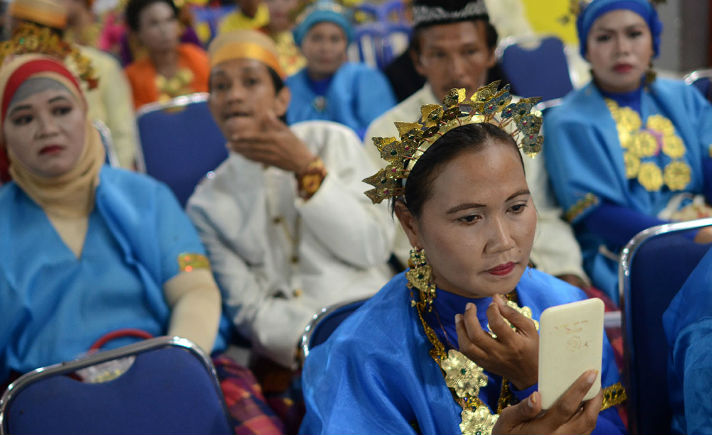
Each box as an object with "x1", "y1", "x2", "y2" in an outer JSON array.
[
  {"x1": 529, "y1": 393, "x2": 537, "y2": 408},
  {"x1": 455, "y1": 314, "x2": 463, "y2": 324},
  {"x1": 465, "y1": 302, "x2": 474, "y2": 311},
  {"x1": 587, "y1": 370, "x2": 598, "y2": 384}
]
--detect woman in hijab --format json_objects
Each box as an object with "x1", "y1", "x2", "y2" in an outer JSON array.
[
  {"x1": 543, "y1": 0, "x2": 712, "y2": 301},
  {"x1": 0, "y1": 27, "x2": 283, "y2": 434}
]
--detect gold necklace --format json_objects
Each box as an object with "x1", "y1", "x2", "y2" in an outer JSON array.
[
  {"x1": 155, "y1": 67, "x2": 194, "y2": 103},
  {"x1": 410, "y1": 284, "x2": 536, "y2": 435},
  {"x1": 409, "y1": 277, "x2": 628, "y2": 434}
]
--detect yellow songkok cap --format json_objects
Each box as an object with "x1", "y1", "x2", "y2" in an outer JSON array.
[
  {"x1": 10, "y1": 0, "x2": 68, "y2": 29},
  {"x1": 208, "y1": 30, "x2": 285, "y2": 79}
]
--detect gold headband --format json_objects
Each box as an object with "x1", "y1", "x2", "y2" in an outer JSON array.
[
  {"x1": 363, "y1": 82, "x2": 543, "y2": 204},
  {"x1": 210, "y1": 41, "x2": 285, "y2": 78},
  {"x1": 10, "y1": 0, "x2": 67, "y2": 29}
]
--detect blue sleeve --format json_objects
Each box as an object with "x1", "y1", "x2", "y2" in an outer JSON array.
[
  {"x1": 543, "y1": 101, "x2": 629, "y2": 224},
  {"x1": 300, "y1": 342, "x2": 418, "y2": 435},
  {"x1": 663, "y1": 249, "x2": 712, "y2": 434},
  {"x1": 355, "y1": 67, "x2": 396, "y2": 131},
  {"x1": 668, "y1": 319, "x2": 712, "y2": 434},
  {"x1": 680, "y1": 82, "x2": 712, "y2": 205},
  {"x1": 152, "y1": 182, "x2": 208, "y2": 283},
  {"x1": 593, "y1": 407, "x2": 627, "y2": 434},
  {"x1": 593, "y1": 321, "x2": 627, "y2": 434},
  {"x1": 581, "y1": 202, "x2": 684, "y2": 248},
  {"x1": 152, "y1": 182, "x2": 231, "y2": 352}
]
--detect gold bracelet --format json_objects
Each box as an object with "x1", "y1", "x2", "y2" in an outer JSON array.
[{"x1": 296, "y1": 157, "x2": 327, "y2": 199}]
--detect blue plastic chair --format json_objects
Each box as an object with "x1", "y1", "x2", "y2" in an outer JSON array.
[
  {"x1": 190, "y1": 5, "x2": 236, "y2": 44},
  {"x1": 0, "y1": 336, "x2": 233, "y2": 435},
  {"x1": 683, "y1": 68, "x2": 712, "y2": 102},
  {"x1": 352, "y1": 22, "x2": 411, "y2": 69},
  {"x1": 299, "y1": 298, "x2": 368, "y2": 363},
  {"x1": 618, "y1": 218, "x2": 712, "y2": 434},
  {"x1": 93, "y1": 120, "x2": 120, "y2": 167},
  {"x1": 497, "y1": 35, "x2": 574, "y2": 102},
  {"x1": 136, "y1": 93, "x2": 228, "y2": 207},
  {"x1": 355, "y1": 0, "x2": 407, "y2": 24}
]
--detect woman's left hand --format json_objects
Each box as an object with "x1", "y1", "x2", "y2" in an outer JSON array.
[
  {"x1": 227, "y1": 111, "x2": 316, "y2": 174},
  {"x1": 455, "y1": 294, "x2": 539, "y2": 390}
]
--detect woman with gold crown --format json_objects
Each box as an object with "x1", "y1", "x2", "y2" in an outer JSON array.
[
  {"x1": 0, "y1": 28, "x2": 284, "y2": 435},
  {"x1": 543, "y1": 0, "x2": 712, "y2": 302},
  {"x1": 299, "y1": 84, "x2": 627, "y2": 434}
]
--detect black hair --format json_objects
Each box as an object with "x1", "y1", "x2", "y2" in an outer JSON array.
[
  {"x1": 398, "y1": 122, "x2": 524, "y2": 218},
  {"x1": 267, "y1": 67, "x2": 285, "y2": 93},
  {"x1": 411, "y1": 18, "x2": 498, "y2": 55},
  {"x1": 125, "y1": 0, "x2": 179, "y2": 32}
]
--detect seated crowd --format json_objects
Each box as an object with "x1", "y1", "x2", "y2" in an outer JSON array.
[{"x1": 0, "y1": 0, "x2": 710, "y2": 434}]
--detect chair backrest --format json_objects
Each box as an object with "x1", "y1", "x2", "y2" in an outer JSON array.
[
  {"x1": 299, "y1": 298, "x2": 368, "y2": 362},
  {"x1": 350, "y1": 22, "x2": 411, "y2": 69},
  {"x1": 618, "y1": 218, "x2": 712, "y2": 434},
  {"x1": 0, "y1": 336, "x2": 233, "y2": 435},
  {"x1": 355, "y1": 0, "x2": 408, "y2": 24},
  {"x1": 136, "y1": 93, "x2": 228, "y2": 207},
  {"x1": 497, "y1": 35, "x2": 574, "y2": 101},
  {"x1": 190, "y1": 5, "x2": 236, "y2": 44},
  {"x1": 683, "y1": 68, "x2": 712, "y2": 102},
  {"x1": 93, "y1": 120, "x2": 120, "y2": 167}
]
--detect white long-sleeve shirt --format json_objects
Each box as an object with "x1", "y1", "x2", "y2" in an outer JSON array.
[{"x1": 188, "y1": 120, "x2": 394, "y2": 367}]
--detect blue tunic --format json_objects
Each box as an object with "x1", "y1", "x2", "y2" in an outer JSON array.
[
  {"x1": 543, "y1": 79, "x2": 712, "y2": 299},
  {"x1": 663, "y1": 247, "x2": 712, "y2": 434},
  {"x1": 0, "y1": 167, "x2": 228, "y2": 382},
  {"x1": 285, "y1": 62, "x2": 396, "y2": 139},
  {"x1": 300, "y1": 268, "x2": 625, "y2": 434}
]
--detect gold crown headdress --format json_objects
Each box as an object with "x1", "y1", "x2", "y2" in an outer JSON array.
[
  {"x1": 363, "y1": 82, "x2": 543, "y2": 204},
  {"x1": 0, "y1": 23, "x2": 98, "y2": 89}
]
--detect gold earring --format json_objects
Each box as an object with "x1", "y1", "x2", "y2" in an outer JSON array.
[
  {"x1": 645, "y1": 61, "x2": 657, "y2": 86},
  {"x1": 406, "y1": 247, "x2": 437, "y2": 311}
]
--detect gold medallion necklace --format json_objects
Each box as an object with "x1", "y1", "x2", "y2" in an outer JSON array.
[{"x1": 409, "y1": 282, "x2": 537, "y2": 435}]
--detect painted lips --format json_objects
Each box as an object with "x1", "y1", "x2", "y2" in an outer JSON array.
[
  {"x1": 487, "y1": 262, "x2": 516, "y2": 276},
  {"x1": 613, "y1": 63, "x2": 633, "y2": 73},
  {"x1": 39, "y1": 145, "x2": 63, "y2": 155}
]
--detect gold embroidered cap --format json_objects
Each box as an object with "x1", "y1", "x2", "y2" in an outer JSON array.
[
  {"x1": 363, "y1": 81, "x2": 543, "y2": 204},
  {"x1": 0, "y1": 22, "x2": 98, "y2": 89},
  {"x1": 10, "y1": 0, "x2": 67, "y2": 29}
]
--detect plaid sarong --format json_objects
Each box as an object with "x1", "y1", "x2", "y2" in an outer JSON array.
[{"x1": 213, "y1": 354, "x2": 285, "y2": 435}]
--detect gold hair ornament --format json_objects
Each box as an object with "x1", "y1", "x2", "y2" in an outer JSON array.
[
  {"x1": 363, "y1": 82, "x2": 543, "y2": 204},
  {"x1": 0, "y1": 22, "x2": 98, "y2": 89}
]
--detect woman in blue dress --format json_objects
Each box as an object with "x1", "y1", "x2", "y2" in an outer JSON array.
[
  {"x1": 0, "y1": 26, "x2": 283, "y2": 434},
  {"x1": 663, "y1": 246, "x2": 712, "y2": 434},
  {"x1": 300, "y1": 83, "x2": 626, "y2": 434},
  {"x1": 285, "y1": 1, "x2": 396, "y2": 139},
  {"x1": 543, "y1": 0, "x2": 712, "y2": 301}
]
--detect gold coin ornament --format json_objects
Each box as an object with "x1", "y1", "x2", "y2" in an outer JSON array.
[
  {"x1": 638, "y1": 162, "x2": 664, "y2": 191},
  {"x1": 606, "y1": 99, "x2": 692, "y2": 191},
  {"x1": 664, "y1": 161, "x2": 692, "y2": 191},
  {"x1": 630, "y1": 130, "x2": 658, "y2": 158},
  {"x1": 624, "y1": 152, "x2": 641, "y2": 178},
  {"x1": 662, "y1": 135, "x2": 685, "y2": 159}
]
